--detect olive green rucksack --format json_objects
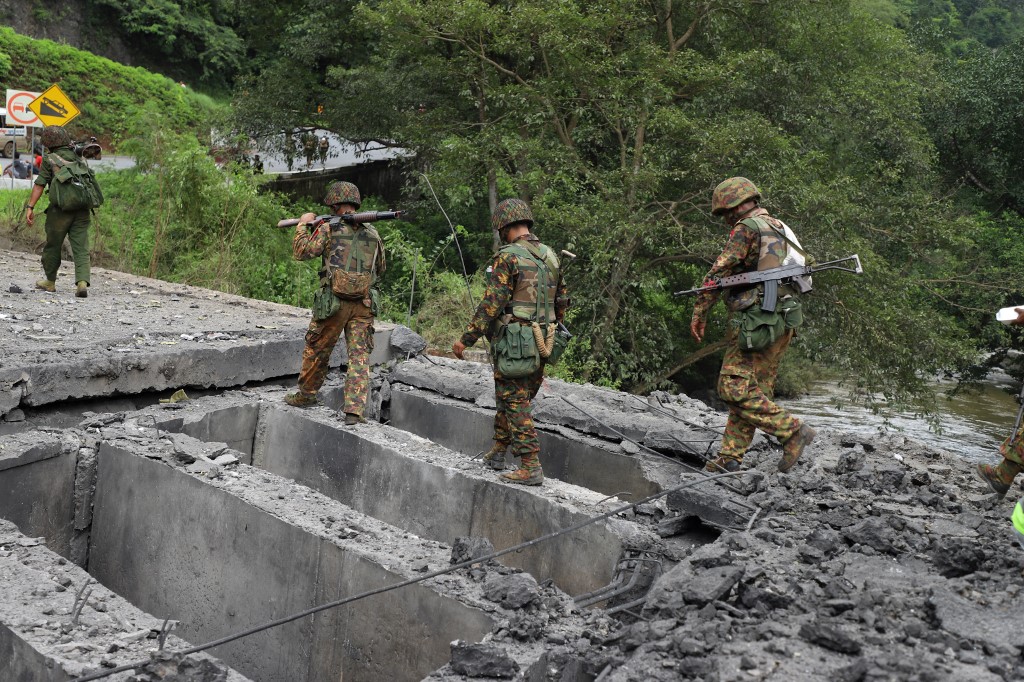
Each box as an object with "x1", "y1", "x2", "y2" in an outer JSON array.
[{"x1": 48, "y1": 154, "x2": 104, "y2": 211}]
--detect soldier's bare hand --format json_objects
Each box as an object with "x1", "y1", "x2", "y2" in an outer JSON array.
[
  {"x1": 690, "y1": 318, "x2": 705, "y2": 344},
  {"x1": 452, "y1": 340, "x2": 466, "y2": 359},
  {"x1": 25, "y1": 208, "x2": 34, "y2": 227},
  {"x1": 299, "y1": 212, "x2": 316, "y2": 224},
  {"x1": 1013, "y1": 307, "x2": 1024, "y2": 326}
]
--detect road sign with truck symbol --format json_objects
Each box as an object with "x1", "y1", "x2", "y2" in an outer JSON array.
[{"x1": 28, "y1": 84, "x2": 80, "y2": 127}]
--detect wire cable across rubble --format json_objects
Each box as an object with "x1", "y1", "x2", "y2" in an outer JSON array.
[{"x1": 69, "y1": 470, "x2": 749, "y2": 681}]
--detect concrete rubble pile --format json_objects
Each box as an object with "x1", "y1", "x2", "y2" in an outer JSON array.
[{"x1": 391, "y1": 357, "x2": 1024, "y2": 682}]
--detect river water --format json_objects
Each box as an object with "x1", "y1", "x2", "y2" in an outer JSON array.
[{"x1": 782, "y1": 373, "x2": 1021, "y2": 463}]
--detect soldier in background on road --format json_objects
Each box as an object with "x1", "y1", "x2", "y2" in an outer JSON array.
[
  {"x1": 25, "y1": 126, "x2": 94, "y2": 299},
  {"x1": 303, "y1": 133, "x2": 316, "y2": 169},
  {"x1": 252, "y1": 154, "x2": 264, "y2": 174},
  {"x1": 284, "y1": 134, "x2": 296, "y2": 172},
  {"x1": 318, "y1": 135, "x2": 329, "y2": 167},
  {"x1": 284, "y1": 181, "x2": 386, "y2": 426},
  {"x1": 689, "y1": 177, "x2": 816, "y2": 474},
  {"x1": 452, "y1": 199, "x2": 569, "y2": 486},
  {"x1": 978, "y1": 307, "x2": 1024, "y2": 497}
]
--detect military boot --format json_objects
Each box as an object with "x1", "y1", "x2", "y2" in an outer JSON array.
[
  {"x1": 343, "y1": 413, "x2": 367, "y2": 426},
  {"x1": 76, "y1": 281, "x2": 88, "y2": 298},
  {"x1": 500, "y1": 467, "x2": 545, "y2": 486},
  {"x1": 976, "y1": 459, "x2": 1023, "y2": 499},
  {"x1": 779, "y1": 424, "x2": 816, "y2": 473},
  {"x1": 284, "y1": 391, "x2": 317, "y2": 407},
  {"x1": 35, "y1": 279, "x2": 55, "y2": 292},
  {"x1": 481, "y1": 442, "x2": 508, "y2": 470},
  {"x1": 703, "y1": 456, "x2": 742, "y2": 474}
]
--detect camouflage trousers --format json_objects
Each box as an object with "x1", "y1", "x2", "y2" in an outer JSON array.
[
  {"x1": 1000, "y1": 422, "x2": 1024, "y2": 466},
  {"x1": 493, "y1": 367, "x2": 545, "y2": 471},
  {"x1": 717, "y1": 328, "x2": 800, "y2": 459},
  {"x1": 296, "y1": 299, "x2": 374, "y2": 416}
]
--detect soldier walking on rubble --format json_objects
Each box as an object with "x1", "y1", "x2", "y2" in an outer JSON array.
[
  {"x1": 689, "y1": 177, "x2": 816, "y2": 473},
  {"x1": 978, "y1": 307, "x2": 1024, "y2": 497},
  {"x1": 284, "y1": 181, "x2": 386, "y2": 426},
  {"x1": 452, "y1": 199, "x2": 569, "y2": 486}
]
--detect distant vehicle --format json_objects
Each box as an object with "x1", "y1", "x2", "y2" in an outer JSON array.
[{"x1": 0, "y1": 108, "x2": 33, "y2": 158}]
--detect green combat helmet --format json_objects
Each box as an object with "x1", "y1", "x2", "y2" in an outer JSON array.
[
  {"x1": 491, "y1": 198, "x2": 534, "y2": 233},
  {"x1": 711, "y1": 177, "x2": 761, "y2": 216},
  {"x1": 40, "y1": 125, "x2": 72, "y2": 150},
  {"x1": 324, "y1": 181, "x2": 361, "y2": 208}
]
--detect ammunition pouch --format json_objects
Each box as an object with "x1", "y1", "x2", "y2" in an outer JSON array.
[
  {"x1": 312, "y1": 285, "x2": 341, "y2": 321},
  {"x1": 732, "y1": 297, "x2": 803, "y2": 352},
  {"x1": 331, "y1": 269, "x2": 372, "y2": 300},
  {"x1": 493, "y1": 321, "x2": 541, "y2": 378}
]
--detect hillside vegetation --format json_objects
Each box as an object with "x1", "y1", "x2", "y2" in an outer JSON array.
[{"x1": 0, "y1": 27, "x2": 222, "y2": 144}]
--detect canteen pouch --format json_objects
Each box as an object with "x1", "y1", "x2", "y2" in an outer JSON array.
[
  {"x1": 494, "y1": 321, "x2": 541, "y2": 378},
  {"x1": 733, "y1": 306, "x2": 785, "y2": 352},
  {"x1": 545, "y1": 324, "x2": 570, "y2": 366},
  {"x1": 330, "y1": 269, "x2": 372, "y2": 300},
  {"x1": 312, "y1": 285, "x2": 341, "y2": 321},
  {"x1": 369, "y1": 288, "x2": 381, "y2": 317},
  {"x1": 778, "y1": 297, "x2": 803, "y2": 330}
]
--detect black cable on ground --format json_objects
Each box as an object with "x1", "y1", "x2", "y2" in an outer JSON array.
[{"x1": 69, "y1": 470, "x2": 748, "y2": 682}]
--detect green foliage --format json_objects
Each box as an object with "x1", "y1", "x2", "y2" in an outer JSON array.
[{"x1": 0, "y1": 27, "x2": 222, "y2": 144}]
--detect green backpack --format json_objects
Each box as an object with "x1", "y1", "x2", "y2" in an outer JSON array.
[{"x1": 48, "y1": 154, "x2": 104, "y2": 211}]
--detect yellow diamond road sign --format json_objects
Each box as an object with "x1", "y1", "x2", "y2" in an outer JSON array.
[{"x1": 28, "y1": 84, "x2": 80, "y2": 127}]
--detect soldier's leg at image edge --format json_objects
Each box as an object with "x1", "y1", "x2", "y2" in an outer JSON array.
[
  {"x1": 977, "y1": 426, "x2": 1024, "y2": 497},
  {"x1": 342, "y1": 305, "x2": 374, "y2": 418}
]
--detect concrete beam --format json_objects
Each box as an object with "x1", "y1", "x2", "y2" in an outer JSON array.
[
  {"x1": 0, "y1": 519, "x2": 249, "y2": 681},
  {"x1": 0, "y1": 433, "x2": 77, "y2": 558},
  {"x1": 253, "y1": 402, "x2": 658, "y2": 597},
  {"x1": 89, "y1": 435, "x2": 498, "y2": 682}
]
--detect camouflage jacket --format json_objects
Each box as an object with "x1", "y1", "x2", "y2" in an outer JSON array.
[
  {"x1": 293, "y1": 219, "x2": 384, "y2": 267},
  {"x1": 692, "y1": 207, "x2": 776, "y2": 323},
  {"x1": 461, "y1": 234, "x2": 570, "y2": 347}
]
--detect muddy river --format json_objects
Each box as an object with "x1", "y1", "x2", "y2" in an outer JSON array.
[{"x1": 783, "y1": 372, "x2": 1021, "y2": 463}]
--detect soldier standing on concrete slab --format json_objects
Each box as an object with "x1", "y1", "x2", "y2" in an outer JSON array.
[
  {"x1": 978, "y1": 307, "x2": 1024, "y2": 497},
  {"x1": 285, "y1": 181, "x2": 386, "y2": 426},
  {"x1": 690, "y1": 177, "x2": 816, "y2": 473},
  {"x1": 25, "y1": 126, "x2": 93, "y2": 299},
  {"x1": 452, "y1": 199, "x2": 569, "y2": 486}
]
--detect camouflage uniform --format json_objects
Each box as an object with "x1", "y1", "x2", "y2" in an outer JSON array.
[
  {"x1": 291, "y1": 214, "x2": 385, "y2": 418},
  {"x1": 35, "y1": 129, "x2": 91, "y2": 288},
  {"x1": 692, "y1": 207, "x2": 803, "y2": 465},
  {"x1": 461, "y1": 230, "x2": 569, "y2": 479}
]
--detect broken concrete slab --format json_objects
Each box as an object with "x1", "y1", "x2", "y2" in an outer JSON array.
[
  {"x1": 0, "y1": 249, "x2": 396, "y2": 418},
  {"x1": 0, "y1": 518, "x2": 250, "y2": 681}
]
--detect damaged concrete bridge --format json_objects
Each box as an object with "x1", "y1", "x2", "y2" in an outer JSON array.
[{"x1": 2, "y1": 247, "x2": 1024, "y2": 681}]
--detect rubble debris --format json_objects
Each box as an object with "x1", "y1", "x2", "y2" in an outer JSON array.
[{"x1": 448, "y1": 641, "x2": 520, "y2": 679}]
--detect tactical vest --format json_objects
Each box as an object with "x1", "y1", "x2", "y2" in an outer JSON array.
[
  {"x1": 501, "y1": 240, "x2": 560, "y2": 324},
  {"x1": 727, "y1": 214, "x2": 803, "y2": 311},
  {"x1": 319, "y1": 223, "x2": 382, "y2": 285}
]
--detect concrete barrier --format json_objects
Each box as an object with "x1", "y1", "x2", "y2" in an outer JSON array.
[
  {"x1": 89, "y1": 445, "x2": 494, "y2": 682},
  {"x1": 0, "y1": 433, "x2": 76, "y2": 558},
  {"x1": 389, "y1": 388, "x2": 661, "y2": 498},
  {"x1": 253, "y1": 406, "x2": 650, "y2": 597}
]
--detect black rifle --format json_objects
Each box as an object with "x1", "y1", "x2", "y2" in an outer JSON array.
[
  {"x1": 277, "y1": 210, "x2": 405, "y2": 229},
  {"x1": 673, "y1": 254, "x2": 863, "y2": 312},
  {"x1": 1009, "y1": 382, "x2": 1024, "y2": 447}
]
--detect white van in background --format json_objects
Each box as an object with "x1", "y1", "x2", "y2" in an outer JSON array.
[{"x1": 0, "y1": 108, "x2": 33, "y2": 158}]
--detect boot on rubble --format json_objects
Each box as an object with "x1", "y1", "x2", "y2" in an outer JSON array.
[
  {"x1": 499, "y1": 467, "x2": 545, "y2": 486},
  {"x1": 76, "y1": 281, "x2": 88, "y2": 298},
  {"x1": 779, "y1": 423, "x2": 816, "y2": 473},
  {"x1": 36, "y1": 279, "x2": 55, "y2": 292},
  {"x1": 481, "y1": 442, "x2": 508, "y2": 470},
  {"x1": 976, "y1": 458, "x2": 1023, "y2": 499}
]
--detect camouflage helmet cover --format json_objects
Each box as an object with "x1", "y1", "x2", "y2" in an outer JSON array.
[
  {"x1": 491, "y1": 198, "x2": 534, "y2": 233},
  {"x1": 711, "y1": 177, "x2": 761, "y2": 215},
  {"x1": 323, "y1": 181, "x2": 361, "y2": 208},
  {"x1": 41, "y1": 125, "x2": 72, "y2": 150}
]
